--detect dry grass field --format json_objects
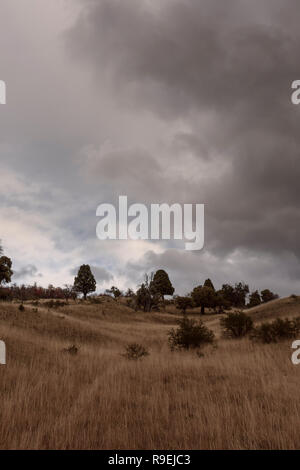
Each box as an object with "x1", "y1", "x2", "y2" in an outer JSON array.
[{"x1": 0, "y1": 295, "x2": 300, "y2": 450}]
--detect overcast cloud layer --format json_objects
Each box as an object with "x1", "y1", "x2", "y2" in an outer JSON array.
[{"x1": 1, "y1": 0, "x2": 300, "y2": 295}]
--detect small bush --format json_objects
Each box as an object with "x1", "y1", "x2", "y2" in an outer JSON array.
[
  {"x1": 251, "y1": 317, "x2": 300, "y2": 343},
  {"x1": 63, "y1": 344, "x2": 79, "y2": 355},
  {"x1": 0, "y1": 288, "x2": 13, "y2": 301},
  {"x1": 220, "y1": 311, "x2": 253, "y2": 338},
  {"x1": 196, "y1": 350, "x2": 205, "y2": 358},
  {"x1": 18, "y1": 304, "x2": 25, "y2": 312},
  {"x1": 126, "y1": 297, "x2": 138, "y2": 310},
  {"x1": 88, "y1": 297, "x2": 103, "y2": 304},
  {"x1": 175, "y1": 296, "x2": 193, "y2": 314},
  {"x1": 168, "y1": 317, "x2": 214, "y2": 350},
  {"x1": 44, "y1": 300, "x2": 67, "y2": 309},
  {"x1": 122, "y1": 343, "x2": 149, "y2": 360}
]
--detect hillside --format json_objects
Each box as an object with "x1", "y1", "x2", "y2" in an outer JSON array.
[{"x1": 0, "y1": 297, "x2": 299, "y2": 449}]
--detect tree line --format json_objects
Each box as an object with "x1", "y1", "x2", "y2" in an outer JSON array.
[{"x1": 0, "y1": 243, "x2": 278, "y2": 312}]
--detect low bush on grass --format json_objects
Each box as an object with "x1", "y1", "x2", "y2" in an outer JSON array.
[
  {"x1": 122, "y1": 343, "x2": 149, "y2": 360},
  {"x1": 168, "y1": 317, "x2": 214, "y2": 350},
  {"x1": 251, "y1": 317, "x2": 300, "y2": 343},
  {"x1": 63, "y1": 344, "x2": 79, "y2": 355},
  {"x1": 88, "y1": 296, "x2": 103, "y2": 304},
  {"x1": 44, "y1": 300, "x2": 67, "y2": 309},
  {"x1": 220, "y1": 311, "x2": 253, "y2": 338}
]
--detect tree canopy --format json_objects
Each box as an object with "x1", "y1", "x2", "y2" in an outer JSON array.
[
  {"x1": 150, "y1": 269, "x2": 174, "y2": 299},
  {"x1": 73, "y1": 265, "x2": 96, "y2": 300}
]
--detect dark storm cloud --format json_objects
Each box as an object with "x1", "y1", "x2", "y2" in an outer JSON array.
[
  {"x1": 2, "y1": 0, "x2": 300, "y2": 295},
  {"x1": 67, "y1": 0, "x2": 300, "y2": 264},
  {"x1": 67, "y1": 0, "x2": 297, "y2": 123},
  {"x1": 125, "y1": 247, "x2": 300, "y2": 297},
  {"x1": 13, "y1": 264, "x2": 42, "y2": 280}
]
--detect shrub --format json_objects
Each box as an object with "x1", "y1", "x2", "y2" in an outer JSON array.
[
  {"x1": 261, "y1": 289, "x2": 278, "y2": 303},
  {"x1": 122, "y1": 343, "x2": 149, "y2": 360},
  {"x1": 63, "y1": 344, "x2": 79, "y2": 355},
  {"x1": 88, "y1": 296, "x2": 103, "y2": 304},
  {"x1": 168, "y1": 317, "x2": 214, "y2": 350},
  {"x1": 126, "y1": 297, "x2": 137, "y2": 310},
  {"x1": 18, "y1": 304, "x2": 25, "y2": 312},
  {"x1": 248, "y1": 290, "x2": 261, "y2": 308},
  {"x1": 220, "y1": 311, "x2": 253, "y2": 338},
  {"x1": 105, "y1": 286, "x2": 122, "y2": 299},
  {"x1": 44, "y1": 300, "x2": 67, "y2": 309},
  {"x1": 175, "y1": 296, "x2": 193, "y2": 314},
  {"x1": 0, "y1": 287, "x2": 13, "y2": 301},
  {"x1": 136, "y1": 276, "x2": 160, "y2": 312},
  {"x1": 251, "y1": 317, "x2": 300, "y2": 343}
]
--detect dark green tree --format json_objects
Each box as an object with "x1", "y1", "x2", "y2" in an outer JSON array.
[
  {"x1": 125, "y1": 288, "x2": 134, "y2": 298},
  {"x1": 175, "y1": 296, "x2": 193, "y2": 314},
  {"x1": 233, "y1": 282, "x2": 249, "y2": 307},
  {"x1": 0, "y1": 242, "x2": 13, "y2": 286},
  {"x1": 73, "y1": 264, "x2": 96, "y2": 300},
  {"x1": 261, "y1": 289, "x2": 278, "y2": 303},
  {"x1": 106, "y1": 286, "x2": 122, "y2": 299},
  {"x1": 220, "y1": 282, "x2": 249, "y2": 308},
  {"x1": 248, "y1": 290, "x2": 261, "y2": 308},
  {"x1": 191, "y1": 285, "x2": 216, "y2": 315},
  {"x1": 220, "y1": 283, "x2": 235, "y2": 306},
  {"x1": 150, "y1": 269, "x2": 174, "y2": 299},
  {"x1": 204, "y1": 278, "x2": 215, "y2": 291},
  {"x1": 214, "y1": 290, "x2": 230, "y2": 313},
  {"x1": 136, "y1": 274, "x2": 160, "y2": 312}
]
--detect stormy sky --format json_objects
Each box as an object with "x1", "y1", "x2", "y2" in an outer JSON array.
[{"x1": 1, "y1": 0, "x2": 300, "y2": 296}]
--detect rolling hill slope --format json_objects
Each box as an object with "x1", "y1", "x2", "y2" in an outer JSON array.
[{"x1": 0, "y1": 296, "x2": 299, "y2": 449}]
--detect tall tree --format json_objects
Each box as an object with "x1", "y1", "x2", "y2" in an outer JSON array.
[
  {"x1": 73, "y1": 265, "x2": 96, "y2": 300},
  {"x1": 191, "y1": 285, "x2": 216, "y2": 315},
  {"x1": 220, "y1": 284, "x2": 235, "y2": 306},
  {"x1": 248, "y1": 290, "x2": 261, "y2": 308},
  {"x1": 204, "y1": 278, "x2": 215, "y2": 291},
  {"x1": 175, "y1": 296, "x2": 193, "y2": 315},
  {"x1": 220, "y1": 282, "x2": 249, "y2": 308},
  {"x1": 150, "y1": 269, "x2": 174, "y2": 299},
  {"x1": 136, "y1": 273, "x2": 160, "y2": 312},
  {"x1": 261, "y1": 289, "x2": 278, "y2": 303},
  {"x1": 234, "y1": 282, "x2": 249, "y2": 307},
  {"x1": 0, "y1": 241, "x2": 13, "y2": 286}
]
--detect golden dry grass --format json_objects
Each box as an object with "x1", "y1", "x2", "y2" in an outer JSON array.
[{"x1": 0, "y1": 296, "x2": 300, "y2": 449}]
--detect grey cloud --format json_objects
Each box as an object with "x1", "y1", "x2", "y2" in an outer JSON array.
[
  {"x1": 13, "y1": 264, "x2": 42, "y2": 280},
  {"x1": 82, "y1": 147, "x2": 165, "y2": 201},
  {"x1": 67, "y1": 0, "x2": 298, "y2": 123},
  {"x1": 1, "y1": 0, "x2": 300, "y2": 296},
  {"x1": 126, "y1": 248, "x2": 300, "y2": 297},
  {"x1": 67, "y1": 0, "x2": 300, "y2": 262},
  {"x1": 90, "y1": 266, "x2": 113, "y2": 283}
]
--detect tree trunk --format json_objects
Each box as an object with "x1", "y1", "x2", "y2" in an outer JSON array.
[{"x1": 201, "y1": 305, "x2": 205, "y2": 315}]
